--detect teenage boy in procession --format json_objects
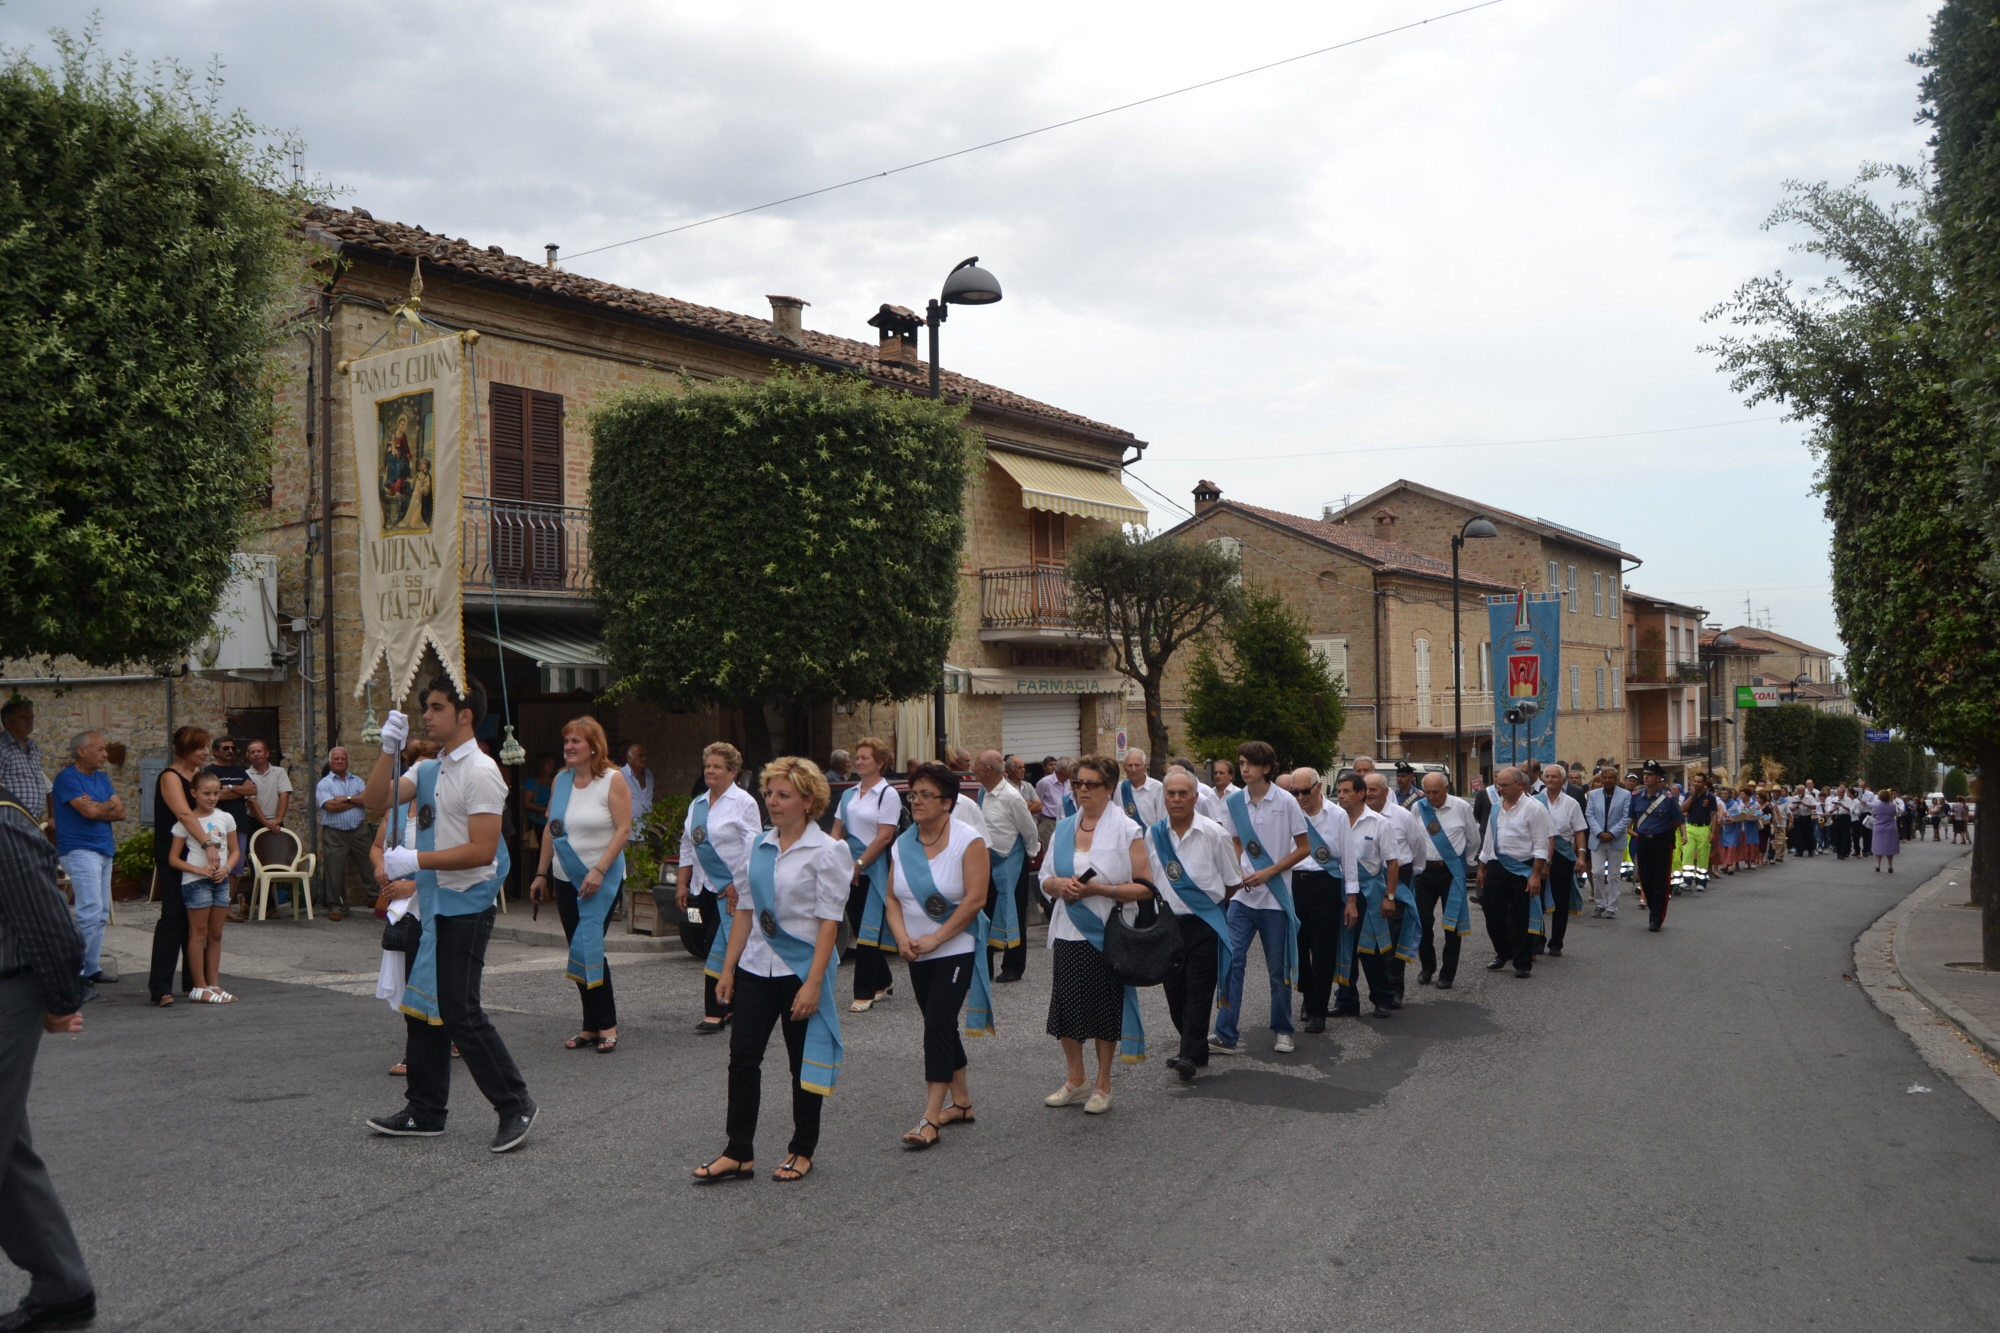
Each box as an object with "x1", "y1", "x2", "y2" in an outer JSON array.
[
  {"x1": 1212, "y1": 742, "x2": 1310, "y2": 1056},
  {"x1": 363, "y1": 676, "x2": 538, "y2": 1153}
]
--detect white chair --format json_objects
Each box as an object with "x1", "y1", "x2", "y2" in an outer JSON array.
[{"x1": 250, "y1": 827, "x2": 316, "y2": 921}]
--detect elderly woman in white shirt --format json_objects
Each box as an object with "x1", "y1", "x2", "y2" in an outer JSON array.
[
  {"x1": 529, "y1": 717, "x2": 632, "y2": 1055},
  {"x1": 697, "y1": 756, "x2": 850, "y2": 1185},
  {"x1": 1038, "y1": 754, "x2": 1154, "y2": 1115}
]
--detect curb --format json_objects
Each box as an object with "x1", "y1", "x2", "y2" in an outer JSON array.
[{"x1": 1887, "y1": 855, "x2": 2000, "y2": 1062}]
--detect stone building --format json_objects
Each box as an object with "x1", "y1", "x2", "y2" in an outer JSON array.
[
  {"x1": 1621, "y1": 590, "x2": 1709, "y2": 781},
  {"x1": 1324, "y1": 481, "x2": 1637, "y2": 773},
  {"x1": 1153, "y1": 482, "x2": 1514, "y2": 778},
  {"x1": 0, "y1": 203, "x2": 1148, "y2": 851}
]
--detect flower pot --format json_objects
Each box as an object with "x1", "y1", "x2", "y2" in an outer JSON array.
[{"x1": 111, "y1": 870, "x2": 150, "y2": 902}]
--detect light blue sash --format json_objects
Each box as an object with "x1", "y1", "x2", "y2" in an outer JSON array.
[
  {"x1": 1149, "y1": 819, "x2": 1233, "y2": 1008},
  {"x1": 1062, "y1": 790, "x2": 1078, "y2": 818},
  {"x1": 895, "y1": 825, "x2": 995, "y2": 1038},
  {"x1": 548, "y1": 770, "x2": 624, "y2": 989},
  {"x1": 1535, "y1": 791, "x2": 1577, "y2": 862},
  {"x1": 1051, "y1": 817, "x2": 1146, "y2": 1061},
  {"x1": 1225, "y1": 787, "x2": 1299, "y2": 988},
  {"x1": 986, "y1": 839, "x2": 1027, "y2": 950},
  {"x1": 1334, "y1": 862, "x2": 1386, "y2": 988},
  {"x1": 693, "y1": 791, "x2": 739, "y2": 981},
  {"x1": 837, "y1": 785, "x2": 896, "y2": 954},
  {"x1": 745, "y1": 837, "x2": 843, "y2": 1095},
  {"x1": 1488, "y1": 813, "x2": 1546, "y2": 938},
  {"x1": 1421, "y1": 804, "x2": 1473, "y2": 935},
  {"x1": 1118, "y1": 779, "x2": 1140, "y2": 821},
  {"x1": 400, "y1": 759, "x2": 510, "y2": 1025}
]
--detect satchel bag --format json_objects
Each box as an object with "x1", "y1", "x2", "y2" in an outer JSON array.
[
  {"x1": 1102, "y1": 879, "x2": 1183, "y2": 987},
  {"x1": 381, "y1": 910, "x2": 420, "y2": 954}
]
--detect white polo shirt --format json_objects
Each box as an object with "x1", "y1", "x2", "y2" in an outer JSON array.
[
  {"x1": 1296, "y1": 801, "x2": 1347, "y2": 879},
  {"x1": 1481, "y1": 795, "x2": 1554, "y2": 866},
  {"x1": 1339, "y1": 805, "x2": 1393, "y2": 894},
  {"x1": 1412, "y1": 794, "x2": 1479, "y2": 863},
  {"x1": 424, "y1": 738, "x2": 510, "y2": 890},
  {"x1": 1379, "y1": 799, "x2": 1431, "y2": 875},
  {"x1": 1227, "y1": 782, "x2": 1308, "y2": 911}
]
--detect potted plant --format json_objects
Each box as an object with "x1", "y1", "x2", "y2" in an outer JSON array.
[{"x1": 112, "y1": 830, "x2": 153, "y2": 900}]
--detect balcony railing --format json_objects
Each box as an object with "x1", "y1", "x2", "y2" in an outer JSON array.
[
  {"x1": 462, "y1": 498, "x2": 592, "y2": 594},
  {"x1": 981, "y1": 565, "x2": 1072, "y2": 631}
]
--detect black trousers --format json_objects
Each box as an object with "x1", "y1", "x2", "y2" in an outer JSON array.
[
  {"x1": 694, "y1": 890, "x2": 731, "y2": 1020},
  {"x1": 1632, "y1": 832, "x2": 1675, "y2": 927},
  {"x1": 725, "y1": 970, "x2": 823, "y2": 1162},
  {"x1": 1832, "y1": 814, "x2": 1852, "y2": 859},
  {"x1": 846, "y1": 878, "x2": 893, "y2": 1000},
  {"x1": 987, "y1": 870, "x2": 1040, "y2": 981},
  {"x1": 403, "y1": 909, "x2": 531, "y2": 1126},
  {"x1": 1162, "y1": 913, "x2": 1220, "y2": 1064},
  {"x1": 907, "y1": 955, "x2": 972, "y2": 1083},
  {"x1": 1856, "y1": 820, "x2": 1873, "y2": 856},
  {"x1": 1480, "y1": 865, "x2": 1534, "y2": 971},
  {"x1": 1292, "y1": 869, "x2": 1344, "y2": 1019},
  {"x1": 555, "y1": 880, "x2": 618, "y2": 1032},
  {"x1": 0, "y1": 974, "x2": 93, "y2": 1307},
  {"x1": 146, "y1": 843, "x2": 192, "y2": 1003},
  {"x1": 1414, "y1": 863, "x2": 1462, "y2": 983},
  {"x1": 1544, "y1": 856, "x2": 1575, "y2": 951}
]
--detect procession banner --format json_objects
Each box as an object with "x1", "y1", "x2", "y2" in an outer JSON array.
[
  {"x1": 345, "y1": 334, "x2": 469, "y2": 700},
  {"x1": 1487, "y1": 589, "x2": 1561, "y2": 770}
]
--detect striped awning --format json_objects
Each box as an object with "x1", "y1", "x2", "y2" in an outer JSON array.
[
  {"x1": 990, "y1": 452, "x2": 1147, "y2": 526},
  {"x1": 466, "y1": 619, "x2": 607, "y2": 669}
]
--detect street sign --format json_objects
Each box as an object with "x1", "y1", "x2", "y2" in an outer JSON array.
[
  {"x1": 1736, "y1": 685, "x2": 1779, "y2": 708},
  {"x1": 1865, "y1": 728, "x2": 1893, "y2": 743},
  {"x1": 1114, "y1": 728, "x2": 1128, "y2": 759}
]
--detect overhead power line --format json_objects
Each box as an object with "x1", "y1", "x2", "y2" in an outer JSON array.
[
  {"x1": 1149, "y1": 415, "x2": 1791, "y2": 465},
  {"x1": 563, "y1": 1, "x2": 1509, "y2": 262}
]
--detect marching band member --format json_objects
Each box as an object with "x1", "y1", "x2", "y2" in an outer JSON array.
[{"x1": 678, "y1": 742, "x2": 760, "y2": 1035}]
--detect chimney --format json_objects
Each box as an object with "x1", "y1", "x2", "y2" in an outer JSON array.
[
  {"x1": 865, "y1": 304, "x2": 923, "y2": 368},
  {"x1": 1193, "y1": 479, "x2": 1222, "y2": 512},
  {"x1": 544, "y1": 243, "x2": 560, "y2": 270},
  {"x1": 767, "y1": 295, "x2": 809, "y2": 347},
  {"x1": 1372, "y1": 507, "x2": 1399, "y2": 540}
]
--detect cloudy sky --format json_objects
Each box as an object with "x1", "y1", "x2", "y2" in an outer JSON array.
[{"x1": 4, "y1": 0, "x2": 1942, "y2": 661}]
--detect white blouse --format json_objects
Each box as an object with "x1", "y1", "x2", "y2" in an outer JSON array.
[
  {"x1": 1038, "y1": 805, "x2": 1145, "y2": 946},
  {"x1": 736, "y1": 824, "x2": 854, "y2": 979},
  {"x1": 889, "y1": 818, "x2": 986, "y2": 958},
  {"x1": 550, "y1": 769, "x2": 624, "y2": 884},
  {"x1": 838, "y1": 779, "x2": 903, "y2": 858}
]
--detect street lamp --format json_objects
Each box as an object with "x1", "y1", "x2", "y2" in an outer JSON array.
[
  {"x1": 925, "y1": 257, "x2": 1003, "y2": 761},
  {"x1": 1706, "y1": 631, "x2": 1738, "y2": 772},
  {"x1": 1452, "y1": 515, "x2": 1498, "y2": 790}
]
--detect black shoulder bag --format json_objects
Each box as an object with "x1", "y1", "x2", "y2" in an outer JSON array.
[{"x1": 1102, "y1": 877, "x2": 1183, "y2": 987}]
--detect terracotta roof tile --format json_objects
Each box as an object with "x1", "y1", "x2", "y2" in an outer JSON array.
[
  {"x1": 1198, "y1": 498, "x2": 1516, "y2": 589},
  {"x1": 303, "y1": 205, "x2": 1136, "y2": 443}
]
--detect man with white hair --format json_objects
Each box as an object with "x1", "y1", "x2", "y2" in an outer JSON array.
[
  {"x1": 1362, "y1": 773, "x2": 1425, "y2": 1007},
  {"x1": 1287, "y1": 767, "x2": 1346, "y2": 1032},
  {"x1": 1117, "y1": 749, "x2": 1167, "y2": 829},
  {"x1": 1536, "y1": 762, "x2": 1588, "y2": 958},
  {"x1": 1411, "y1": 770, "x2": 1477, "y2": 989},
  {"x1": 1153, "y1": 768, "x2": 1240, "y2": 1081},
  {"x1": 1200, "y1": 758, "x2": 1240, "y2": 824},
  {"x1": 1477, "y1": 765, "x2": 1552, "y2": 977},
  {"x1": 973, "y1": 750, "x2": 1040, "y2": 984}
]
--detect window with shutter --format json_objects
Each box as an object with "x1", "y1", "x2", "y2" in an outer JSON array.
[
  {"x1": 1414, "y1": 637, "x2": 1433, "y2": 728},
  {"x1": 487, "y1": 382, "x2": 566, "y2": 588},
  {"x1": 1030, "y1": 511, "x2": 1068, "y2": 565},
  {"x1": 1611, "y1": 666, "x2": 1621, "y2": 708},
  {"x1": 1567, "y1": 565, "x2": 1578, "y2": 613},
  {"x1": 1547, "y1": 559, "x2": 1559, "y2": 593},
  {"x1": 1570, "y1": 663, "x2": 1581, "y2": 709},
  {"x1": 1478, "y1": 641, "x2": 1491, "y2": 694},
  {"x1": 1596, "y1": 666, "x2": 1606, "y2": 710},
  {"x1": 1308, "y1": 636, "x2": 1348, "y2": 694},
  {"x1": 1593, "y1": 571, "x2": 1604, "y2": 616}
]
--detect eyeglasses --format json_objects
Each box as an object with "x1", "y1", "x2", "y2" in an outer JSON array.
[
  {"x1": 909, "y1": 788, "x2": 946, "y2": 803},
  {"x1": 1071, "y1": 778, "x2": 1107, "y2": 791}
]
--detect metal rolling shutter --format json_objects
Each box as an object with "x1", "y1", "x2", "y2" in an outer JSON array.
[{"x1": 1002, "y1": 695, "x2": 1081, "y2": 760}]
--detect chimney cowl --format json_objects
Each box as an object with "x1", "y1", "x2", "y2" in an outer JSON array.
[
  {"x1": 866, "y1": 303, "x2": 923, "y2": 367},
  {"x1": 767, "y1": 294, "x2": 809, "y2": 347},
  {"x1": 1372, "y1": 507, "x2": 1399, "y2": 539},
  {"x1": 544, "y1": 243, "x2": 560, "y2": 270},
  {"x1": 1192, "y1": 479, "x2": 1222, "y2": 511}
]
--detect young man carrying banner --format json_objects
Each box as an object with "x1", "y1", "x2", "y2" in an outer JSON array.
[{"x1": 365, "y1": 676, "x2": 538, "y2": 1153}]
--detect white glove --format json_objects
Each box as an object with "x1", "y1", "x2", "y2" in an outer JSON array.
[
  {"x1": 379, "y1": 709, "x2": 409, "y2": 756},
  {"x1": 383, "y1": 845, "x2": 420, "y2": 881}
]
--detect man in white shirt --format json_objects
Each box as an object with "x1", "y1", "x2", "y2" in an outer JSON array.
[
  {"x1": 619, "y1": 742, "x2": 655, "y2": 845},
  {"x1": 1410, "y1": 771, "x2": 1478, "y2": 989},
  {"x1": 1154, "y1": 769, "x2": 1241, "y2": 1082},
  {"x1": 972, "y1": 751, "x2": 1041, "y2": 984},
  {"x1": 677, "y1": 742, "x2": 763, "y2": 1034},
  {"x1": 1211, "y1": 741, "x2": 1311, "y2": 1055},
  {"x1": 1333, "y1": 771, "x2": 1400, "y2": 1018},
  {"x1": 1200, "y1": 758, "x2": 1241, "y2": 824},
  {"x1": 1364, "y1": 773, "x2": 1428, "y2": 1006},
  {"x1": 1287, "y1": 767, "x2": 1347, "y2": 1032},
  {"x1": 1117, "y1": 749, "x2": 1167, "y2": 829},
  {"x1": 1478, "y1": 765, "x2": 1552, "y2": 978},
  {"x1": 364, "y1": 675, "x2": 537, "y2": 1152},
  {"x1": 1536, "y1": 762, "x2": 1589, "y2": 959}
]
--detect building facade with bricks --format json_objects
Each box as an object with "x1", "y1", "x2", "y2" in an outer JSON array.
[{"x1": 1622, "y1": 590, "x2": 1710, "y2": 782}]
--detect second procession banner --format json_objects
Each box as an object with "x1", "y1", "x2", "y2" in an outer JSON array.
[{"x1": 1487, "y1": 589, "x2": 1561, "y2": 769}]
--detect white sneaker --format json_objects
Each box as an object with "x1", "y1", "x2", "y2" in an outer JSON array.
[
  {"x1": 1274, "y1": 1033, "x2": 1296, "y2": 1053},
  {"x1": 1083, "y1": 1089, "x2": 1113, "y2": 1114},
  {"x1": 1207, "y1": 1034, "x2": 1240, "y2": 1055},
  {"x1": 1044, "y1": 1082, "x2": 1089, "y2": 1107}
]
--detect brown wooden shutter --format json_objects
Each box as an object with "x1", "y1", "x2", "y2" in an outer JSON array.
[
  {"x1": 489, "y1": 384, "x2": 526, "y2": 500},
  {"x1": 527, "y1": 390, "x2": 563, "y2": 505}
]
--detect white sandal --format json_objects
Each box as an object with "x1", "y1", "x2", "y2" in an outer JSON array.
[
  {"x1": 849, "y1": 997, "x2": 875, "y2": 1013},
  {"x1": 192, "y1": 987, "x2": 228, "y2": 1004}
]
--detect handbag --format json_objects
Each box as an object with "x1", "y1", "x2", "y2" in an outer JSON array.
[
  {"x1": 1102, "y1": 878, "x2": 1183, "y2": 987},
  {"x1": 381, "y1": 911, "x2": 420, "y2": 954}
]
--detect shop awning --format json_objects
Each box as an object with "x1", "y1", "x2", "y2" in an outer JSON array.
[
  {"x1": 965, "y1": 666, "x2": 1131, "y2": 696},
  {"x1": 990, "y1": 452, "x2": 1147, "y2": 526},
  {"x1": 467, "y1": 617, "x2": 613, "y2": 693}
]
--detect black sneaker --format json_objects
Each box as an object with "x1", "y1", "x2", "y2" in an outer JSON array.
[
  {"x1": 0, "y1": 1289, "x2": 96, "y2": 1330},
  {"x1": 368, "y1": 1108, "x2": 444, "y2": 1137},
  {"x1": 491, "y1": 1102, "x2": 539, "y2": 1153}
]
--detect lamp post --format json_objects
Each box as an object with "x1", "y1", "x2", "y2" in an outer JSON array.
[
  {"x1": 1706, "y1": 630, "x2": 1738, "y2": 772},
  {"x1": 1452, "y1": 515, "x2": 1499, "y2": 790},
  {"x1": 923, "y1": 257, "x2": 1004, "y2": 762}
]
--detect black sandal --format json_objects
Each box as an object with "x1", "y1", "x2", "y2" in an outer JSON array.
[
  {"x1": 564, "y1": 1033, "x2": 601, "y2": 1050},
  {"x1": 693, "y1": 1019, "x2": 725, "y2": 1035},
  {"x1": 692, "y1": 1156, "x2": 754, "y2": 1184},
  {"x1": 773, "y1": 1154, "x2": 813, "y2": 1182},
  {"x1": 595, "y1": 1035, "x2": 618, "y2": 1054},
  {"x1": 901, "y1": 1118, "x2": 942, "y2": 1150},
  {"x1": 937, "y1": 1104, "x2": 974, "y2": 1126}
]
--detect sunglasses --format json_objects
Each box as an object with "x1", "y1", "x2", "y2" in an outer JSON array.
[{"x1": 1071, "y1": 778, "x2": 1107, "y2": 790}]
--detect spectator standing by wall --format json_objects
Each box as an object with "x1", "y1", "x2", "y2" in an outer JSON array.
[
  {"x1": 316, "y1": 747, "x2": 371, "y2": 922},
  {"x1": 243, "y1": 740, "x2": 292, "y2": 844},
  {"x1": 0, "y1": 698, "x2": 50, "y2": 820},
  {"x1": 52, "y1": 732, "x2": 124, "y2": 998}
]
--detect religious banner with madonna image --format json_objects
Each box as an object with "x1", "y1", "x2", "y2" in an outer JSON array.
[{"x1": 344, "y1": 328, "x2": 474, "y2": 700}]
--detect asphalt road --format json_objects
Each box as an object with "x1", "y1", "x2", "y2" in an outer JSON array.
[{"x1": 9, "y1": 837, "x2": 1999, "y2": 1331}]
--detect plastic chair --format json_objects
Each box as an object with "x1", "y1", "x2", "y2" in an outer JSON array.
[{"x1": 250, "y1": 827, "x2": 316, "y2": 921}]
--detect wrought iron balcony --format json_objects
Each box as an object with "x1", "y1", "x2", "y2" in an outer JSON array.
[
  {"x1": 462, "y1": 498, "x2": 591, "y2": 594},
  {"x1": 980, "y1": 565, "x2": 1073, "y2": 631}
]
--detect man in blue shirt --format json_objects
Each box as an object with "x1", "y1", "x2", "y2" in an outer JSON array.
[
  {"x1": 1628, "y1": 761, "x2": 1685, "y2": 932},
  {"x1": 314, "y1": 748, "x2": 371, "y2": 921},
  {"x1": 52, "y1": 732, "x2": 125, "y2": 996}
]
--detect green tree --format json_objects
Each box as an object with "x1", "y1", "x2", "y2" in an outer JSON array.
[
  {"x1": 1183, "y1": 587, "x2": 1344, "y2": 772},
  {"x1": 589, "y1": 369, "x2": 975, "y2": 758},
  {"x1": 1066, "y1": 529, "x2": 1245, "y2": 777},
  {"x1": 1807, "y1": 713, "x2": 1866, "y2": 789},
  {"x1": 1866, "y1": 735, "x2": 1914, "y2": 793},
  {"x1": 1743, "y1": 703, "x2": 1817, "y2": 783},
  {"x1": 0, "y1": 31, "x2": 313, "y2": 666},
  {"x1": 1946, "y1": 766, "x2": 1971, "y2": 800}
]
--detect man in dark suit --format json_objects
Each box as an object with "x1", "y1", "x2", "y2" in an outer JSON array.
[{"x1": 0, "y1": 780, "x2": 96, "y2": 1330}]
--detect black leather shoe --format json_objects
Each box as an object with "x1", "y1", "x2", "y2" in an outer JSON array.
[
  {"x1": 1302, "y1": 1016, "x2": 1326, "y2": 1034},
  {"x1": 1546, "y1": 945, "x2": 1563, "y2": 958},
  {"x1": 0, "y1": 1291, "x2": 95, "y2": 1330},
  {"x1": 1371, "y1": 1004, "x2": 1394, "y2": 1018},
  {"x1": 693, "y1": 1019, "x2": 725, "y2": 1035},
  {"x1": 368, "y1": 1108, "x2": 444, "y2": 1136},
  {"x1": 1330, "y1": 1006, "x2": 1360, "y2": 1019},
  {"x1": 1486, "y1": 957, "x2": 1509, "y2": 971},
  {"x1": 1435, "y1": 977, "x2": 1455, "y2": 989},
  {"x1": 1514, "y1": 966, "x2": 1532, "y2": 978},
  {"x1": 1166, "y1": 1056, "x2": 1196, "y2": 1083},
  {"x1": 1387, "y1": 995, "x2": 1404, "y2": 1009},
  {"x1": 1417, "y1": 970, "x2": 1434, "y2": 986},
  {"x1": 995, "y1": 974, "x2": 1024, "y2": 983},
  {"x1": 1648, "y1": 922, "x2": 1662, "y2": 932},
  {"x1": 492, "y1": 1102, "x2": 539, "y2": 1153}
]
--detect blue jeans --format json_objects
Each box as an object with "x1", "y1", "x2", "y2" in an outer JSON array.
[
  {"x1": 58, "y1": 849, "x2": 111, "y2": 980},
  {"x1": 1215, "y1": 900, "x2": 1294, "y2": 1044}
]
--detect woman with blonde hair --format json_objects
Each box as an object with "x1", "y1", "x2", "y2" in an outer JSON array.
[
  {"x1": 697, "y1": 756, "x2": 849, "y2": 1184},
  {"x1": 833, "y1": 736, "x2": 901, "y2": 1012},
  {"x1": 530, "y1": 717, "x2": 632, "y2": 1053}
]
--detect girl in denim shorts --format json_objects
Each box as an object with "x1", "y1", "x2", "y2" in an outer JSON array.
[{"x1": 170, "y1": 772, "x2": 242, "y2": 1004}]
